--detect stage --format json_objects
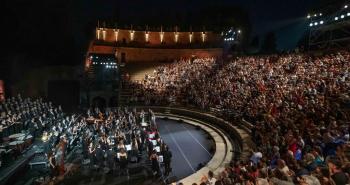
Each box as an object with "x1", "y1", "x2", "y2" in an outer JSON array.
[{"x1": 156, "y1": 118, "x2": 214, "y2": 180}]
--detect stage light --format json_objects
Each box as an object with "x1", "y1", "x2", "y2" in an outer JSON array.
[
  {"x1": 238, "y1": 30, "x2": 241, "y2": 34},
  {"x1": 314, "y1": 22, "x2": 318, "y2": 26},
  {"x1": 335, "y1": 17, "x2": 339, "y2": 20},
  {"x1": 347, "y1": 12, "x2": 350, "y2": 16},
  {"x1": 307, "y1": 15, "x2": 311, "y2": 19},
  {"x1": 130, "y1": 30, "x2": 135, "y2": 41},
  {"x1": 102, "y1": 29, "x2": 106, "y2": 40},
  {"x1": 160, "y1": 32, "x2": 164, "y2": 43},
  {"x1": 202, "y1": 32, "x2": 206, "y2": 42},
  {"x1": 320, "y1": 21, "x2": 324, "y2": 24},
  {"x1": 345, "y1": 5, "x2": 348, "y2": 9},
  {"x1": 314, "y1": 14, "x2": 317, "y2": 17},
  {"x1": 114, "y1": 29, "x2": 119, "y2": 42},
  {"x1": 319, "y1": 13, "x2": 322, "y2": 16},
  {"x1": 96, "y1": 28, "x2": 101, "y2": 40},
  {"x1": 341, "y1": 15, "x2": 345, "y2": 19},
  {"x1": 174, "y1": 32, "x2": 179, "y2": 43},
  {"x1": 309, "y1": 23, "x2": 313, "y2": 27},
  {"x1": 145, "y1": 32, "x2": 149, "y2": 42}
]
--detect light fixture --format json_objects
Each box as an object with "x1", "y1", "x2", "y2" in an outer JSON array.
[
  {"x1": 309, "y1": 23, "x2": 313, "y2": 27},
  {"x1": 238, "y1": 30, "x2": 241, "y2": 34},
  {"x1": 345, "y1": 5, "x2": 348, "y2": 9},
  {"x1": 314, "y1": 22, "x2": 318, "y2": 26},
  {"x1": 145, "y1": 31, "x2": 149, "y2": 42},
  {"x1": 335, "y1": 17, "x2": 339, "y2": 20},
  {"x1": 307, "y1": 15, "x2": 311, "y2": 19},
  {"x1": 114, "y1": 29, "x2": 119, "y2": 42},
  {"x1": 96, "y1": 28, "x2": 101, "y2": 40},
  {"x1": 130, "y1": 30, "x2": 135, "y2": 41},
  {"x1": 314, "y1": 14, "x2": 317, "y2": 17},
  {"x1": 319, "y1": 13, "x2": 322, "y2": 16},
  {"x1": 320, "y1": 21, "x2": 324, "y2": 24},
  {"x1": 341, "y1": 15, "x2": 345, "y2": 19},
  {"x1": 102, "y1": 29, "x2": 106, "y2": 40},
  {"x1": 174, "y1": 32, "x2": 179, "y2": 43},
  {"x1": 347, "y1": 12, "x2": 350, "y2": 16},
  {"x1": 160, "y1": 32, "x2": 164, "y2": 43}
]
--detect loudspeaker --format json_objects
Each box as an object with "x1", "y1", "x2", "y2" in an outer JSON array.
[{"x1": 48, "y1": 80, "x2": 80, "y2": 112}]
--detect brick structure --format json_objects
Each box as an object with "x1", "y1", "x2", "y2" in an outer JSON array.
[{"x1": 88, "y1": 27, "x2": 224, "y2": 63}]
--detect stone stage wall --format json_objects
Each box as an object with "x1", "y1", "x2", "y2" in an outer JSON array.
[{"x1": 88, "y1": 45, "x2": 223, "y2": 63}]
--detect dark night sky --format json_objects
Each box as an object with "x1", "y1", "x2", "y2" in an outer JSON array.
[{"x1": 1, "y1": 0, "x2": 346, "y2": 68}]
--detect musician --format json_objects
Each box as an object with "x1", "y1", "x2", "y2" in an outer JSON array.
[
  {"x1": 95, "y1": 144, "x2": 104, "y2": 169},
  {"x1": 163, "y1": 145, "x2": 172, "y2": 176},
  {"x1": 57, "y1": 137, "x2": 67, "y2": 175},
  {"x1": 117, "y1": 140, "x2": 125, "y2": 150},
  {"x1": 88, "y1": 142, "x2": 96, "y2": 166},
  {"x1": 48, "y1": 151, "x2": 58, "y2": 179},
  {"x1": 119, "y1": 148, "x2": 128, "y2": 175},
  {"x1": 150, "y1": 150, "x2": 160, "y2": 176},
  {"x1": 104, "y1": 148, "x2": 114, "y2": 173}
]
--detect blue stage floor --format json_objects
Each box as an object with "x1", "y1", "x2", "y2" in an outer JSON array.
[{"x1": 156, "y1": 118, "x2": 214, "y2": 180}]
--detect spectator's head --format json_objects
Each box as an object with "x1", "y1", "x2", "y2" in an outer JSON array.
[
  {"x1": 208, "y1": 170, "x2": 214, "y2": 179},
  {"x1": 327, "y1": 156, "x2": 342, "y2": 172}
]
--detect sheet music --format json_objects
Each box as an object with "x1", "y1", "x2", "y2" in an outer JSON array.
[
  {"x1": 155, "y1": 146, "x2": 160, "y2": 152},
  {"x1": 151, "y1": 140, "x2": 157, "y2": 146},
  {"x1": 125, "y1": 144, "x2": 132, "y2": 151},
  {"x1": 148, "y1": 133, "x2": 155, "y2": 139},
  {"x1": 158, "y1": 155, "x2": 163, "y2": 163}
]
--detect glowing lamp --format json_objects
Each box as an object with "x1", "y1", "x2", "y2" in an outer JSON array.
[
  {"x1": 130, "y1": 30, "x2": 135, "y2": 41},
  {"x1": 202, "y1": 32, "x2": 206, "y2": 42},
  {"x1": 145, "y1": 32, "x2": 149, "y2": 42},
  {"x1": 114, "y1": 29, "x2": 119, "y2": 42},
  {"x1": 174, "y1": 32, "x2": 179, "y2": 43},
  {"x1": 102, "y1": 29, "x2": 106, "y2": 40}
]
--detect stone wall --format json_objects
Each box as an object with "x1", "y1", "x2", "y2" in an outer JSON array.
[{"x1": 88, "y1": 45, "x2": 223, "y2": 63}]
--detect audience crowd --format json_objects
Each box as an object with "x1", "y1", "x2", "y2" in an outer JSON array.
[{"x1": 128, "y1": 52, "x2": 350, "y2": 184}]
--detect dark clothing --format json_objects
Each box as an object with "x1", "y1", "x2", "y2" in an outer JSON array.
[
  {"x1": 163, "y1": 150, "x2": 172, "y2": 175},
  {"x1": 331, "y1": 172, "x2": 349, "y2": 185},
  {"x1": 120, "y1": 155, "x2": 128, "y2": 169},
  {"x1": 151, "y1": 155, "x2": 160, "y2": 175}
]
